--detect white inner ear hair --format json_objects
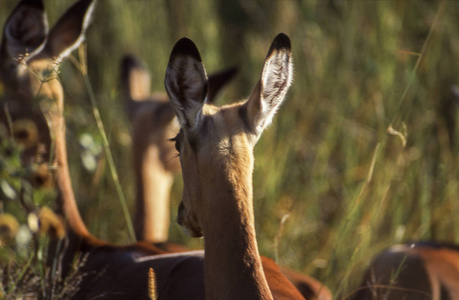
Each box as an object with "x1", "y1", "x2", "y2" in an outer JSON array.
[
  {"x1": 166, "y1": 56, "x2": 207, "y2": 129},
  {"x1": 259, "y1": 50, "x2": 293, "y2": 129}
]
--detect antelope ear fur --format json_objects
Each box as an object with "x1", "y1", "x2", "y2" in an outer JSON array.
[
  {"x1": 245, "y1": 33, "x2": 293, "y2": 140},
  {"x1": 2, "y1": 0, "x2": 48, "y2": 60},
  {"x1": 165, "y1": 37, "x2": 208, "y2": 130}
]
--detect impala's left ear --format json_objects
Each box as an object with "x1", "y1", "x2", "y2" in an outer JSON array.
[
  {"x1": 1, "y1": 0, "x2": 48, "y2": 60},
  {"x1": 244, "y1": 33, "x2": 293, "y2": 141},
  {"x1": 164, "y1": 37, "x2": 208, "y2": 130}
]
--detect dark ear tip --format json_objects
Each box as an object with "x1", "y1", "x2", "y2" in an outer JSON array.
[
  {"x1": 170, "y1": 37, "x2": 202, "y2": 62},
  {"x1": 65, "y1": 0, "x2": 95, "y2": 17},
  {"x1": 272, "y1": 33, "x2": 291, "y2": 52},
  {"x1": 79, "y1": 0, "x2": 97, "y2": 9},
  {"x1": 79, "y1": 0, "x2": 97, "y2": 12},
  {"x1": 19, "y1": 0, "x2": 44, "y2": 10}
]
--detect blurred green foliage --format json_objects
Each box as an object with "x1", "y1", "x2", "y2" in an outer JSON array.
[{"x1": 1, "y1": 0, "x2": 459, "y2": 298}]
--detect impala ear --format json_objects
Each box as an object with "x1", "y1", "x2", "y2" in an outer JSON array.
[
  {"x1": 1, "y1": 0, "x2": 48, "y2": 60},
  {"x1": 244, "y1": 33, "x2": 293, "y2": 140},
  {"x1": 165, "y1": 37, "x2": 208, "y2": 129},
  {"x1": 207, "y1": 66, "x2": 238, "y2": 104},
  {"x1": 43, "y1": 0, "x2": 96, "y2": 61}
]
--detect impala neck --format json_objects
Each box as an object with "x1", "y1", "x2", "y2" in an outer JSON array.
[
  {"x1": 44, "y1": 89, "x2": 91, "y2": 240},
  {"x1": 201, "y1": 148, "x2": 273, "y2": 300},
  {"x1": 133, "y1": 144, "x2": 173, "y2": 243}
]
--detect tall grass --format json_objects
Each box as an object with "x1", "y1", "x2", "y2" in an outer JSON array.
[{"x1": 1, "y1": 0, "x2": 459, "y2": 298}]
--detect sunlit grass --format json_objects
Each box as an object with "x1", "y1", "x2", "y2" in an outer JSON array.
[{"x1": 1, "y1": 0, "x2": 459, "y2": 298}]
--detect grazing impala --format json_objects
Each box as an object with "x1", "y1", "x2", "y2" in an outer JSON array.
[
  {"x1": 164, "y1": 33, "x2": 321, "y2": 300},
  {"x1": 0, "y1": 0, "x2": 97, "y2": 241},
  {"x1": 124, "y1": 54, "x2": 332, "y2": 299},
  {"x1": 352, "y1": 242, "x2": 459, "y2": 300}
]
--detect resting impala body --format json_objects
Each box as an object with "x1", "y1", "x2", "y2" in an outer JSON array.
[
  {"x1": 352, "y1": 242, "x2": 459, "y2": 300},
  {"x1": 164, "y1": 33, "x2": 323, "y2": 300}
]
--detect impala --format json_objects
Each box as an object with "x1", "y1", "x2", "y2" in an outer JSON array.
[
  {"x1": 0, "y1": 0, "x2": 97, "y2": 245},
  {"x1": 164, "y1": 33, "x2": 323, "y2": 300},
  {"x1": 352, "y1": 242, "x2": 459, "y2": 300},
  {"x1": 125, "y1": 53, "x2": 332, "y2": 299}
]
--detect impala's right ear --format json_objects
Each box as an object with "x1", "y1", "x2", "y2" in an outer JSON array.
[
  {"x1": 245, "y1": 33, "x2": 293, "y2": 141},
  {"x1": 165, "y1": 38, "x2": 208, "y2": 130},
  {"x1": 1, "y1": 0, "x2": 48, "y2": 60}
]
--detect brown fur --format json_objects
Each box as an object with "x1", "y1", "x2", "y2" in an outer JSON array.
[
  {"x1": 166, "y1": 35, "x2": 318, "y2": 299},
  {"x1": 122, "y1": 60, "x2": 330, "y2": 300},
  {"x1": 352, "y1": 243, "x2": 459, "y2": 300}
]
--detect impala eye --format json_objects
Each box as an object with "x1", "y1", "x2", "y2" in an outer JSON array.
[
  {"x1": 170, "y1": 135, "x2": 181, "y2": 153},
  {"x1": 174, "y1": 140, "x2": 180, "y2": 152}
]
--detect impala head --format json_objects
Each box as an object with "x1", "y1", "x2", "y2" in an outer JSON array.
[
  {"x1": 0, "y1": 0, "x2": 95, "y2": 187},
  {"x1": 165, "y1": 33, "x2": 293, "y2": 237}
]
